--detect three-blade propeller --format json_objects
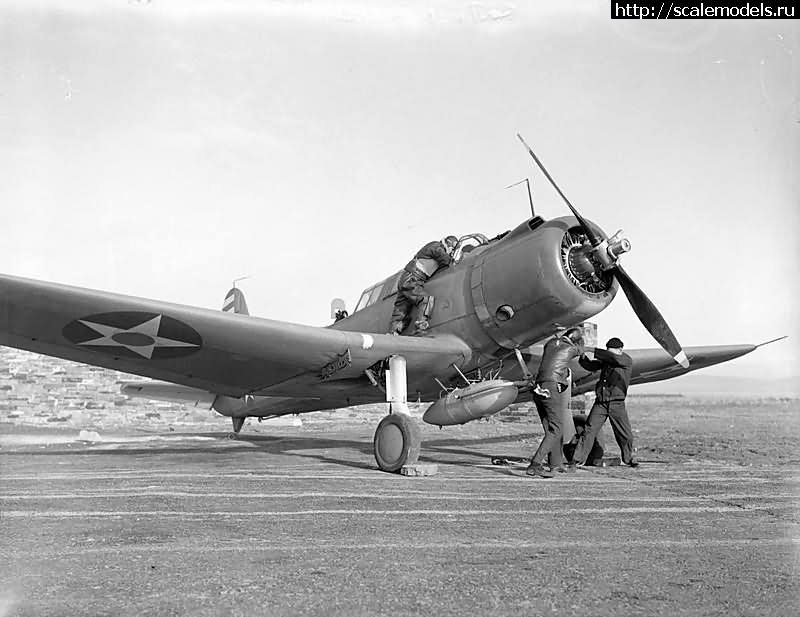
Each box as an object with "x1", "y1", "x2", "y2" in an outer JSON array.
[{"x1": 516, "y1": 133, "x2": 689, "y2": 368}]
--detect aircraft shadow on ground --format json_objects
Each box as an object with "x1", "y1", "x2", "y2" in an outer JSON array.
[
  {"x1": 420, "y1": 432, "x2": 538, "y2": 464},
  {"x1": 3, "y1": 429, "x2": 539, "y2": 471}
]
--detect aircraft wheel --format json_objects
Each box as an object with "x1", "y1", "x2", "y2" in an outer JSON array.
[
  {"x1": 227, "y1": 432, "x2": 238, "y2": 440},
  {"x1": 373, "y1": 413, "x2": 421, "y2": 473}
]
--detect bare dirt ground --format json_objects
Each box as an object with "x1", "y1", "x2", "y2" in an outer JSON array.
[{"x1": 1, "y1": 396, "x2": 798, "y2": 616}]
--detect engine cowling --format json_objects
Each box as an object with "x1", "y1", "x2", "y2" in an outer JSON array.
[{"x1": 468, "y1": 216, "x2": 618, "y2": 350}]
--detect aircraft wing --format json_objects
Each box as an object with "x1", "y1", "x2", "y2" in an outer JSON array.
[
  {"x1": 0, "y1": 274, "x2": 471, "y2": 399},
  {"x1": 570, "y1": 342, "x2": 779, "y2": 395}
]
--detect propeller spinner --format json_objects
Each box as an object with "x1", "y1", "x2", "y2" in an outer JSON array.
[{"x1": 516, "y1": 133, "x2": 689, "y2": 369}]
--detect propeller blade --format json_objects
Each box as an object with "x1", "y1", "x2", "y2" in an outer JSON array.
[
  {"x1": 613, "y1": 264, "x2": 689, "y2": 368},
  {"x1": 516, "y1": 133, "x2": 602, "y2": 247},
  {"x1": 514, "y1": 135, "x2": 687, "y2": 367}
]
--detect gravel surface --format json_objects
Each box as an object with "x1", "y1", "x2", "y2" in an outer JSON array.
[{"x1": 1, "y1": 397, "x2": 798, "y2": 616}]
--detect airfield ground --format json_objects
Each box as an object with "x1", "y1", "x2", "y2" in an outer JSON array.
[{"x1": 1, "y1": 396, "x2": 798, "y2": 616}]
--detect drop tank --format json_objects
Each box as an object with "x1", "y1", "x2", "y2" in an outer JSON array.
[{"x1": 422, "y1": 379, "x2": 519, "y2": 426}]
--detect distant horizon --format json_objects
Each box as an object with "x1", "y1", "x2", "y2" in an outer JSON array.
[
  {"x1": 1, "y1": 343, "x2": 796, "y2": 387},
  {"x1": 630, "y1": 371, "x2": 800, "y2": 395}
]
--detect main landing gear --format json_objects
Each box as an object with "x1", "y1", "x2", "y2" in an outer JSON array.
[
  {"x1": 372, "y1": 355, "x2": 422, "y2": 472},
  {"x1": 228, "y1": 416, "x2": 246, "y2": 440},
  {"x1": 374, "y1": 413, "x2": 421, "y2": 472}
]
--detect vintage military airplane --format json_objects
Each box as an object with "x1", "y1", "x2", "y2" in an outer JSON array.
[{"x1": 0, "y1": 136, "x2": 779, "y2": 471}]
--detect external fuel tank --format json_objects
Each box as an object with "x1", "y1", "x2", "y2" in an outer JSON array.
[{"x1": 422, "y1": 379, "x2": 519, "y2": 426}]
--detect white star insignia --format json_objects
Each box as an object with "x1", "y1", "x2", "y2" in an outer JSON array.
[{"x1": 77, "y1": 314, "x2": 199, "y2": 359}]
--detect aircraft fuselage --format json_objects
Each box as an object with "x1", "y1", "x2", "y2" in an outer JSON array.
[{"x1": 331, "y1": 215, "x2": 618, "y2": 395}]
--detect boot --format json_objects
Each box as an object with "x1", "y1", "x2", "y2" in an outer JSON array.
[{"x1": 525, "y1": 461, "x2": 554, "y2": 478}]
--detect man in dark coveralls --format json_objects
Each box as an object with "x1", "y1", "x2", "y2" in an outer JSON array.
[
  {"x1": 569, "y1": 337, "x2": 639, "y2": 468},
  {"x1": 526, "y1": 327, "x2": 584, "y2": 478},
  {"x1": 389, "y1": 236, "x2": 458, "y2": 335}
]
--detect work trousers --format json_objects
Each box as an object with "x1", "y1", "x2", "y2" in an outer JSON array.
[
  {"x1": 390, "y1": 271, "x2": 427, "y2": 332},
  {"x1": 530, "y1": 382, "x2": 567, "y2": 468},
  {"x1": 571, "y1": 400, "x2": 635, "y2": 465}
]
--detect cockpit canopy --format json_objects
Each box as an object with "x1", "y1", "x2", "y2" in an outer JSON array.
[
  {"x1": 451, "y1": 233, "x2": 490, "y2": 261},
  {"x1": 352, "y1": 233, "x2": 492, "y2": 314},
  {"x1": 354, "y1": 277, "x2": 394, "y2": 313}
]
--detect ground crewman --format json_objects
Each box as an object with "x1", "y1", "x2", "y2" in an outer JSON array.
[
  {"x1": 568, "y1": 337, "x2": 639, "y2": 468},
  {"x1": 526, "y1": 327, "x2": 584, "y2": 478},
  {"x1": 389, "y1": 236, "x2": 458, "y2": 335}
]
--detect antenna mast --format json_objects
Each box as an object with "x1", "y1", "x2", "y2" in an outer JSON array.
[
  {"x1": 232, "y1": 276, "x2": 250, "y2": 289},
  {"x1": 505, "y1": 178, "x2": 534, "y2": 218}
]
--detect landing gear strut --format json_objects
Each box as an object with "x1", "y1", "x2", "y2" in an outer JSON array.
[
  {"x1": 373, "y1": 355, "x2": 421, "y2": 472},
  {"x1": 228, "y1": 416, "x2": 246, "y2": 440}
]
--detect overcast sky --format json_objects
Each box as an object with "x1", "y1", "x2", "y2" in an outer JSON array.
[{"x1": 1, "y1": 1, "x2": 797, "y2": 379}]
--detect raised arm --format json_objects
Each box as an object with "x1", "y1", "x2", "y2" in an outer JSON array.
[
  {"x1": 579, "y1": 353, "x2": 603, "y2": 372},
  {"x1": 593, "y1": 348, "x2": 633, "y2": 368}
]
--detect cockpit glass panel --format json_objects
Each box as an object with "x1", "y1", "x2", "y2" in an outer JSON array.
[
  {"x1": 382, "y1": 273, "x2": 402, "y2": 299},
  {"x1": 354, "y1": 281, "x2": 389, "y2": 313},
  {"x1": 454, "y1": 233, "x2": 490, "y2": 261},
  {"x1": 355, "y1": 290, "x2": 372, "y2": 312},
  {"x1": 367, "y1": 285, "x2": 383, "y2": 306}
]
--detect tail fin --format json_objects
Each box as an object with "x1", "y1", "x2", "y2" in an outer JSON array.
[
  {"x1": 330, "y1": 298, "x2": 348, "y2": 322},
  {"x1": 223, "y1": 287, "x2": 250, "y2": 316}
]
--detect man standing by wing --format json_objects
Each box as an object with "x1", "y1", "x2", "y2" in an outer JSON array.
[
  {"x1": 526, "y1": 327, "x2": 584, "y2": 478},
  {"x1": 568, "y1": 337, "x2": 638, "y2": 468},
  {"x1": 389, "y1": 236, "x2": 458, "y2": 335}
]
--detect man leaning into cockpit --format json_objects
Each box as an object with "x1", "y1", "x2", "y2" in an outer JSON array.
[{"x1": 388, "y1": 235, "x2": 458, "y2": 336}]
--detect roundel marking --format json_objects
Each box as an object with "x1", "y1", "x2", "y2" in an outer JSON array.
[{"x1": 62, "y1": 311, "x2": 203, "y2": 360}]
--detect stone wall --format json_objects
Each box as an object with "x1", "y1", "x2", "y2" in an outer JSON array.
[{"x1": 0, "y1": 348, "x2": 216, "y2": 430}]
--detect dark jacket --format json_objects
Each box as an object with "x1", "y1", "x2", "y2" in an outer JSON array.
[
  {"x1": 579, "y1": 348, "x2": 633, "y2": 402},
  {"x1": 535, "y1": 335, "x2": 583, "y2": 386},
  {"x1": 404, "y1": 241, "x2": 453, "y2": 278}
]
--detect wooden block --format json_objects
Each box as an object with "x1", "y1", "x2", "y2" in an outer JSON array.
[{"x1": 400, "y1": 463, "x2": 439, "y2": 476}]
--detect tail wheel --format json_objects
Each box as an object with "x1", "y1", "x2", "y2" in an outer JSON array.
[
  {"x1": 228, "y1": 416, "x2": 246, "y2": 439},
  {"x1": 373, "y1": 413, "x2": 421, "y2": 473}
]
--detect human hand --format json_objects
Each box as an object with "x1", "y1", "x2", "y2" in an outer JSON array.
[{"x1": 534, "y1": 384, "x2": 551, "y2": 399}]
